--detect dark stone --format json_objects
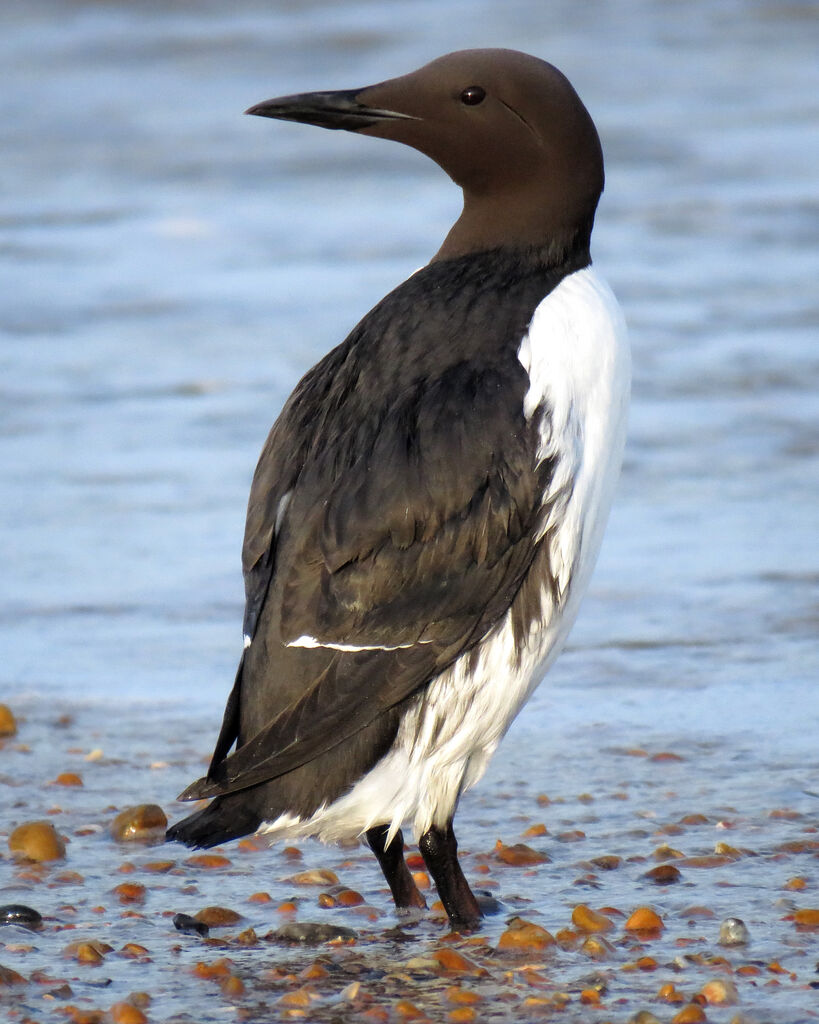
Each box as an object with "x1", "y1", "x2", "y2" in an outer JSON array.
[
  {"x1": 173, "y1": 912, "x2": 209, "y2": 937},
  {"x1": 272, "y1": 921, "x2": 356, "y2": 944},
  {"x1": 0, "y1": 904, "x2": 43, "y2": 931}
]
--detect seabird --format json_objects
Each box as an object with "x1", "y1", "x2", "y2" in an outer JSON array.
[{"x1": 167, "y1": 48, "x2": 630, "y2": 931}]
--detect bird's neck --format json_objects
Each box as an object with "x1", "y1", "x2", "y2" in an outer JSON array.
[{"x1": 433, "y1": 187, "x2": 594, "y2": 271}]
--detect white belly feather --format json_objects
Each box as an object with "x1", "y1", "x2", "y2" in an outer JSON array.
[{"x1": 259, "y1": 266, "x2": 630, "y2": 844}]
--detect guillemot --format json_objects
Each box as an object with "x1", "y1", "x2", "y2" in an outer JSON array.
[{"x1": 167, "y1": 48, "x2": 630, "y2": 931}]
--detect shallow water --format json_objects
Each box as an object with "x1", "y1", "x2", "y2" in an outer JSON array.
[{"x1": 2, "y1": 0, "x2": 818, "y2": 1021}]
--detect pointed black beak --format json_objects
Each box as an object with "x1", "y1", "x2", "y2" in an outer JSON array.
[{"x1": 245, "y1": 88, "x2": 417, "y2": 132}]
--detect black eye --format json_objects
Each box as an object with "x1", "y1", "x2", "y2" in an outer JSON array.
[{"x1": 460, "y1": 85, "x2": 486, "y2": 106}]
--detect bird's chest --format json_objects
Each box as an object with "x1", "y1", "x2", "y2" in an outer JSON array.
[{"x1": 402, "y1": 264, "x2": 630, "y2": 770}]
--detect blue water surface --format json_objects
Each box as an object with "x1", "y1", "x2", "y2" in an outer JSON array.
[{"x1": 2, "y1": 0, "x2": 817, "y2": 744}]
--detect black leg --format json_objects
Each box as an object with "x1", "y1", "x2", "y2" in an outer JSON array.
[
  {"x1": 418, "y1": 819, "x2": 482, "y2": 931},
  {"x1": 366, "y1": 825, "x2": 427, "y2": 910}
]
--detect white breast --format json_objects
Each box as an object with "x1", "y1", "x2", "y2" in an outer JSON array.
[{"x1": 258, "y1": 266, "x2": 630, "y2": 846}]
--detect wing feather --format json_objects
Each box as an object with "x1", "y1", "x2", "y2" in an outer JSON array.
[{"x1": 188, "y1": 252, "x2": 568, "y2": 801}]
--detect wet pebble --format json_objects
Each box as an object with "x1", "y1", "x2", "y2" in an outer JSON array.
[
  {"x1": 110, "y1": 805, "x2": 167, "y2": 843},
  {"x1": 273, "y1": 921, "x2": 356, "y2": 944},
  {"x1": 580, "y1": 935, "x2": 615, "y2": 960},
  {"x1": 671, "y1": 1004, "x2": 707, "y2": 1024},
  {"x1": 497, "y1": 918, "x2": 555, "y2": 952},
  {"x1": 173, "y1": 913, "x2": 209, "y2": 937},
  {"x1": 120, "y1": 944, "x2": 150, "y2": 959},
  {"x1": 0, "y1": 703, "x2": 17, "y2": 736},
  {"x1": 0, "y1": 963, "x2": 26, "y2": 985},
  {"x1": 431, "y1": 948, "x2": 488, "y2": 977},
  {"x1": 64, "y1": 939, "x2": 114, "y2": 963},
  {"x1": 572, "y1": 904, "x2": 614, "y2": 933},
  {"x1": 793, "y1": 907, "x2": 819, "y2": 927},
  {"x1": 644, "y1": 863, "x2": 682, "y2": 884},
  {"x1": 700, "y1": 978, "x2": 739, "y2": 1005},
  {"x1": 113, "y1": 883, "x2": 146, "y2": 905},
  {"x1": 625, "y1": 906, "x2": 664, "y2": 933},
  {"x1": 184, "y1": 852, "x2": 231, "y2": 868},
  {"x1": 590, "y1": 854, "x2": 621, "y2": 870},
  {"x1": 494, "y1": 839, "x2": 549, "y2": 865},
  {"x1": 194, "y1": 906, "x2": 242, "y2": 927},
  {"x1": 109, "y1": 1003, "x2": 148, "y2": 1024},
  {"x1": 290, "y1": 868, "x2": 339, "y2": 885},
  {"x1": 54, "y1": 772, "x2": 83, "y2": 787},
  {"x1": 8, "y1": 820, "x2": 66, "y2": 862},
  {"x1": 0, "y1": 904, "x2": 43, "y2": 931},
  {"x1": 718, "y1": 917, "x2": 750, "y2": 946}
]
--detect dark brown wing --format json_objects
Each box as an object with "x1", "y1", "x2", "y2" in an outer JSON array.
[{"x1": 181, "y1": 251, "x2": 563, "y2": 802}]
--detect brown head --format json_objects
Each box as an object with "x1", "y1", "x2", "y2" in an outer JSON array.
[{"x1": 247, "y1": 48, "x2": 604, "y2": 264}]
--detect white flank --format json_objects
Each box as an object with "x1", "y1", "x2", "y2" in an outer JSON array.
[{"x1": 258, "y1": 266, "x2": 630, "y2": 845}]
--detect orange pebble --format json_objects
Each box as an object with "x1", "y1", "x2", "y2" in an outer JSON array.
[
  {"x1": 76, "y1": 943, "x2": 105, "y2": 964},
  {"x1": 625, "y1": 906, "x2": 664, "y2": 932},
  {"x1": 658, "y1": 982, "x2": 686, "y2": 1004},
  {"x1": 120, "y1": 943, "x2": 150, "y2": 958},
  {"x1": 572, "y1": 904, "x2": 615, "y2": 933},
  {"x1": 300, "y1": 962, "x2": 329, "y2": 980},
  {"x1": 498, "y1": 920, "x2": 556, "y2": 951},
  {"x1": 113, "y1": 883, "x2": 146, "y2": 904},
  {"x1": 395, "y1": 1000, "x2": 428, "y2": 1019},
  {"x1": 55, "y1": 772, "x2": 83, "y2": 787},
  {"x1": 623, "y1": 956, "x2": 658, "y2": 971},
  {"x1": 793, "y1": 908, "x2": 819, "y2": 927},
  {"x1": 0, "y1": 703, "x2": 17, "y2": 735},
  {"x1": 522, "y1": 823, "x2": 548, "y2": 837},
  {"x1": 278, "y1": 986, "x2": 312, "y2": 1007},
  {"x1": 337, "y1": 889, "x2": 364, "y2": 906},
  {"x1": 433, "y1": 949, "x2": 488, "y2": 976},
  {"x1": 700, "y1": 979, "x2": 738, "y2": 1005},
  {"x1": 8, "y1": 820, "x2": 66, "y2": 862},
  {"x1": 184, "y1": 853, "x2": 230, "y2": 869},
  {"x1": 109, "y1": 1004, "x2": 147, "y2": 1024},
  {"x1": 193, "y1": 958, "x2": 232, "y2": 979},
  {"x1": 580, "y1": 988, "x2": 601, "y2": 1004},
  {"x1": 277, "y1": 901, "x2": 298, "y2": 914},
  {"x1": 248, "y1": 891, "x2": 273, "y2": 903},
  {"x1": 221, "y1": 975, "x2": 245, "y2": 996},
  {"x1": 197, "y1": 906, "x2": 241, "y2": 927},
  {"x1": 143, "y1": 860, "x2": 175, "y2": 873},
  {"x1": 555, "y1": 927, "x2": 580, "y2": 949},
  {"x1": 449, "y1": 1009, "x2": 476, "y2": 1022},
  {"x1": 412, "y1": 871, "x2": 431, "y2": 889},
  {"x1": 110, "y1": 804, "x2": 167, "y2": 843},
  {"x1": 290, "y1": 868, "x2": 338, "y2": 886},
  {"x1": 494, "y1": 839, "x2": 548, "y2": 865},
  {"x1": 671, "y1": 1004, "x2": 707, "y2": 1023},
  {"x1": 446, "y1": 986, "x2": 482, "y2": 1005}
]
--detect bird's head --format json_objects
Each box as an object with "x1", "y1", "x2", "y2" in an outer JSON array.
[{"x1": 247, "y1": 48, "x2": 604, "y2": 263}]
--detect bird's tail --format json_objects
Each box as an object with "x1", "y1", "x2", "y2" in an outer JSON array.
[{"x1": 166, "y1": 795, "x2": 262, "y2": 850}]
